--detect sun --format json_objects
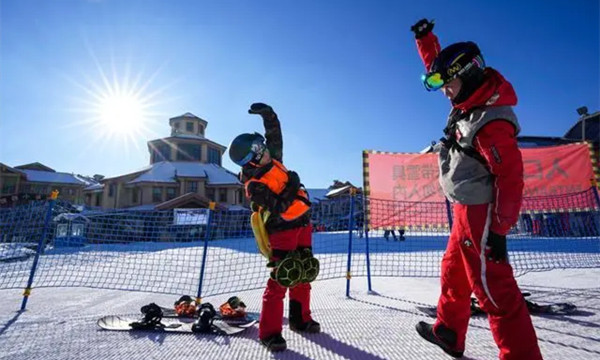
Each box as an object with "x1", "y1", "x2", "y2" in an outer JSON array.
[
  {"x1": 65, "y1": 55, "x2": 170, "y2": 155},
  {"x1": 97, "y1": 92, "x2": 145, "y2": 135}
]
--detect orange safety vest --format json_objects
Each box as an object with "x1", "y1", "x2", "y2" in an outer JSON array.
[{"x1": 245, "y1": 159, "x2": 310, "y2": 221}]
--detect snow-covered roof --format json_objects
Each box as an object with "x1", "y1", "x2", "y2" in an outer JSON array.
[
  {"x1": 20, "y1": 169, "x2": 87, "y2": 185},
  {"x1": 0, "y1": 163, "x2": 25, "y2": 174},
  {"x1": 127, "y1": 161, "x2": 240, "y2": 186},
  {"x1": 306, "y1": 188, "x2": 329, "y2": 202},
  {"x1": 53, "y1": 213, "x2": 90, "y2": 222},
  {"x1": 169, "y1": 112, "x2": 207, "y2": 123},
  {"x1": 84, "y1": 183, "x2": 104, "y2": 192},
  {"x1": 202, "y1": 164, "x2": 240, "y2": 185},
  {"x1": 173, "y1": 133, "x2": 205, "y2": 140},
  {"x1": 326, "y1": 185, "x2": 352, "y2": 198},
  {"x1": 104, "y1": 164, "x2": 153, "y2": 181},
  {"x1": 123, "y1": 204, "x2": 156, "y2": 211},
  {"x1": 74, "y1": 174, "x2": 102, "y2": 187}
]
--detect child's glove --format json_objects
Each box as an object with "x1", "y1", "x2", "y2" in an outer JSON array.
[{"x1": 248, "y1": 102, "x2": 276, "y2": 119}]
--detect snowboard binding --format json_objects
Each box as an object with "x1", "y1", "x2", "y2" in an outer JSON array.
[
  {"x1": 130, "y1": 303, "x2": 165, "y2": 330},
  {"x1": 191, "y1": 303, "x2": 217, "y2": 333}
]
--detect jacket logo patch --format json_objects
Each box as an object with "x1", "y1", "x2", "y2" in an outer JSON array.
[
  {"x1": 463, "y1": 239, "x2": 473, "y2": 247},
  {"x1": 490, "y1": 145, "x2": 502, "y2": 164},
  {"x1": 485, "y1": 93, "x2": 500, "y2": 105}
]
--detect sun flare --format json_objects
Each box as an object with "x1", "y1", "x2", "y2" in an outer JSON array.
[
  {"x1": 66, "y1": 55, "x2": 169, "y2": 156},
  {"x1": 97, "y1": 92, "x2": 145, "y2": 134}
]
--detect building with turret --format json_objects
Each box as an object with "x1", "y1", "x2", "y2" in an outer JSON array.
[{"x1": 88, "y1": 112, "x2": 243, "y2": 209}]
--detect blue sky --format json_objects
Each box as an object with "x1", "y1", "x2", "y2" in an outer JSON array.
[{"x1": 1, "y1": 0, "x2": 598, "y2": 188}]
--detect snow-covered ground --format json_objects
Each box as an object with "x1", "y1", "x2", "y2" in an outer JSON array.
[{"x1": 1, "y1": 265, "x2": 599, "y2": 359}]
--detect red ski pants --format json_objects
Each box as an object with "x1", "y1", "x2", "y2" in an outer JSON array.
[
  {"x1": 259, "y1": 224, "x2": 313, "y2": 340},
  {"x1": 435, "y1": 203, "x2": 542, "y2": 360}
]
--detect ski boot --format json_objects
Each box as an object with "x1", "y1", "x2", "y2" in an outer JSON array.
[
  {"x1": 260, "y1": 333, "x2": 287, "y2": 352},
  {"x1": 289, "y1": 300, "x2": 321, "y2": 333},
  {"x1": 415, "y1": 322, "x2": 464, "y2": 358},
  {"x1": 290, "y1": 319, "x2": 321, "y2": 333}
]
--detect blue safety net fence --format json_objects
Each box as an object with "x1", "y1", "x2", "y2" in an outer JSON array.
[{"x1": 1, "y1": 189, "x2": 599, "y2": 308}]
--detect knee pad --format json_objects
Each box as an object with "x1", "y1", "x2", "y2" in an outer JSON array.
[
  {"x1": 299, "y1": 248, "x2": 320, "y2": 283},
  {"x1": 270, "y1": 252, "x2": 304, "y2": 288}
]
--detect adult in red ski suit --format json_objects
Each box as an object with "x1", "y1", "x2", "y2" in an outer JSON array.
[{"x1": 411, "y1": 19, "x2": 542, "y2": 360}]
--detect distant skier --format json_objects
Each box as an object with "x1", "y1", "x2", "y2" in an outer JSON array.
[
  {"x1": 384, "y1": 229, "x2": 405, "y2": 241},
  {"x1": 410, "y1": 19, "x2": 542, "y2": 359},
  {"x1": 229, "y1": 103, "x2": 321, "y2": 352}
]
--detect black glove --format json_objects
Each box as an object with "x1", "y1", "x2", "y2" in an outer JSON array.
[
  {"x1": 486, "y1": 231, "x2": 507, "y2": 262},
  {"x1": 410, "y1": 18, "x2": 434, "y2": 39},
  {"x1": 248, "y1": 102, "x2": 276, "y2": 119}
]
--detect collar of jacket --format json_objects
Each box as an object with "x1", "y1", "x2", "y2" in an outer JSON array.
[{"x1": 452, "y1": 68, "x2": 517, "y2": 112}]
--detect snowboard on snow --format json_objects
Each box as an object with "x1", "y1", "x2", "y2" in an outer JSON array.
[
  {"x1": 416, "y1": 292, "x2": 577, "y2": 318},
  {"x1": 97, "y1": 313, "x2": 258, "y2": 335},
  {"x1": 156, "y1": 304, "x2": 258, "y2": 319}
]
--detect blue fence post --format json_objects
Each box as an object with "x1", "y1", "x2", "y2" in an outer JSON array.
[
  {"x1": 591, "y1": 184, "x2": 600, "y2": 235},
  {"x1": 363, "y1": 195, "x2": 373, "y2": 293},
  {"x1": 21, "y1": 190, "x2": 58, "y2": 311},
  {"x1": 345, "y1": 189, "x2": 356, "y2": 298},
  {"x1": 196, "y1": 202, "x2": 215, "y2": 303},
  {"x1": 445, "y1": 198, "x2": 454, "y2": 230},
  {"x1": 592, "y1": 185, "x2": 600, "y2": 209}
]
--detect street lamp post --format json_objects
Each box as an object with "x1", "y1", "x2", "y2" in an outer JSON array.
[{"x1": 577, "y1": 106, "x2": 589, "y2": 141}]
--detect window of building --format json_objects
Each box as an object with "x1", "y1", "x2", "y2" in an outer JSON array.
[
  {"x1": 219, "y1": 188, "x2": 227, "y2": 203},
  {"x1": 153, "y1": 143, "x2": 171, "y2": 162},
  {"x1": 152, "y1": 187, "x2": 162, "y2": 202},
  {"x1": 56, "y1": 224, "x2": 68, "y2": 238},
  {"x1": 174, "y1": 122, "x2": 180, "y2": 129},
  {"x1": 186, "y1": 181, "x2": 198, "y2": 193},
  {"x1": 186, "y1": 122, "x2": 194, "y2": 132},
  {"x1": 208, "y1": 147, "x2": 221, "y2": 165},
  {"x1": 132, "y1": 188, "x2": 138, "y2": 203},
  {"x1": 95, "y1": 195, "x2": 101, "y2": 206},
  {"x1": 206, "y1": 188, "x2": 215, "y2": 201},
  {"x1": 237, "y1": 189, "x2": 244, "y2": 204},
  {"x1": 72, "y1": 224, "x2": 84, "y2": 237},
  {"x1": 166, "y1": 187, "x2": 177, "y2": 200},
  {"x1": 177, "y1": 143, "x2": 201, "y2": 161},
  {"x1": 68, "y1": 188, "x2": 75, "y2": 196},
  {"x1": 108, "y1": 184, "x2": 115, "y2": 197}
]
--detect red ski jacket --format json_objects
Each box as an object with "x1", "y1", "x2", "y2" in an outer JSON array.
[{"x1": 417, "y1": 32, "x2": 524, "y2": 235}]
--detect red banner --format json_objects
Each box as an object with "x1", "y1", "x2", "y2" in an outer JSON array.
[{"x1": 364, "y1": 143, "x2": 596, "y2": 229}]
